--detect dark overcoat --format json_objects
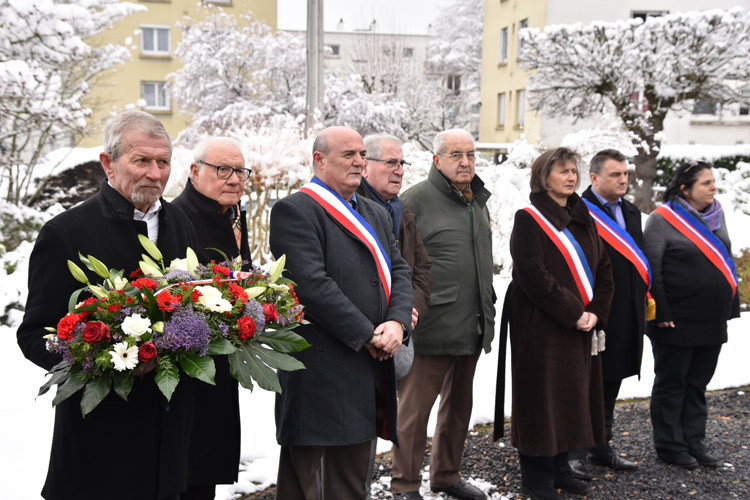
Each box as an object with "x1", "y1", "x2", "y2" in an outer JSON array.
[
  {"x1": 173, "y1": 178, "x2": 251, "y2": 486},
  {"x1": 269, "y1": 190, "x2": 413, "y2": 447},
  {"x1": 17, "y1": 181, "x2": 200, "y2": 500},
  {"x1": 644, "y1": 199, "x2": 740, "y2": 346},
  {"x1": 500, "y1": 192, "x2": 613, "y2": 457},
  {"x1": 581, "y1": 186, "x2": 646, "y2": 381}
]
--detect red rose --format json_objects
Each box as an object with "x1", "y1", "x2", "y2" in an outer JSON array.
[
  {"x1": 138, "y1": 341, "x2": 157, "y2": 363},
  {"x1": 132, "y1": 278, "x2": 158, "y2": 291},
  {"x1": 82, "y1": 321, "x2": 111, "y2": 344},
  {"x1": 130, "y1": 268, "x2": 144, "y2": 279},
  {"x1": 262, "y1": 303, "x2": 278, "y2": 322},
  {"x1": 75, "y1": 297, "x2": 98, "y2": 320},
  {"x1": 156, "y1": 291, "x2": 181, "y2": 312},
  {"x1": 56, "y1": 313, "x2": 80, "y2": 340},
  {"x1": 237, "y1": 316, "x2": 256, "y2": 340},
  {"x1": 212, "y1": 265, "x2": 231, "y2": 277}
]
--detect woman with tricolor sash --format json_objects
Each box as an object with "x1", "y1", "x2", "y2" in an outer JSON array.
[
  {"x1": 644, "y1": 161, "x2": 740, "y2": 469},
  {"x1": 497, "y1": 147, "x2": 614, "y2": 500}
]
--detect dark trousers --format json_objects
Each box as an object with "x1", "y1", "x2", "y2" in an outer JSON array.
[
  {"x1": 180, "y1": 485, "x2": 215, "y2": 500},
  {"x1": 520, "y1": 452, "x2": 572, "y2": 489},
  {"x1": 276, "y1": 441, "x2": 372, "y2": 500},
  {"x1": 650, "y1": 342, "x2": 722, "y2": 454}
]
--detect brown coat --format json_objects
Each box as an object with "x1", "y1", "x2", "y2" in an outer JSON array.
[{"x1": 498, "y1": 192, "x2": 613, "y2": 457}]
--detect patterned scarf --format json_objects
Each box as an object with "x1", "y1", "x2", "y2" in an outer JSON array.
[{"x1": 679, "y1": 197, "x2": 723, "y2": 231}]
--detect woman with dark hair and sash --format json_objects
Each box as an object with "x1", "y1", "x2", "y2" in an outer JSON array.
[
  {"x1": 495, "y1": 147, "x2": 613, "y2": 500},
  {"x1": 644, "y1": 161, "x2": 740, "y2": 469}
]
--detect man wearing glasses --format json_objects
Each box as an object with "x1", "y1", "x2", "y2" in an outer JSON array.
[
  {"x1": 391, "y1": 129, "x2": 495, "y2": 500},
  {"x1": 173, "y1": 137, "x2": 252, "y2": 500}
]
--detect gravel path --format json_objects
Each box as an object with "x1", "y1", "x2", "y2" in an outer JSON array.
[{"x1": 239, "y1": 387, "x2": 749, "y2": 499}]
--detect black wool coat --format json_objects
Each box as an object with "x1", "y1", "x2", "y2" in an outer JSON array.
[
  {"x1": 497, "y1": 192, "x2": 613, "y2": 457},
  {"x1": 582, "y1": 186, "x2": 646, "y2": 381},
  {"x1": 172, "y1": 178, "x2": 252, "y2": 486},
  {"x1": 269, "y1": 190, "x2": 413, "y2": 447},
  {"x1": 17, "y1": 181, "x2": 201, "y2": 500}
]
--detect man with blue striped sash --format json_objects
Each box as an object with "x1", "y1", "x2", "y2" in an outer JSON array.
[{"x1": 572, "y1": 149, "x2": 645, "y2": 477}]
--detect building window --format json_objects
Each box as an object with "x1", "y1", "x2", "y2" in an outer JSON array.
[
  {"x1": 325, "y1": 44, "x2": 340, "y2": 57},
  {"x1": 447, "y1": 74, "x2": 461, "y2": 95},
  {"x1": 141, "y1": 81, "x2": 170, "y2": 110},
  {"x1": 497, "y1": 92, "x2": 506, "y2": 127},
  {"x1": 516, "y1": 89, "x2": 525, "y2": 127},
  {"x1": 631, "y1": 10, "x2": 668, "y2": 21},
  {"x1": 517, "y1": 18, "x2": 528, "y2": 57},
  {"x1": 403, "y1": 47, "x2": 414, "y2": 58},
  {"x1": 498, "y1": 27, "x2": 508, "y2": 63},
  {"x1": 740, "y1": 106, "x2": 749, "y2": 116},
  {"x1": 383, "y1": 47, "x2": 392, "y2": 57},
  {"x1": 141, "y1": 26, "x2": 170, "y2": 55},
  {"x1": 693, "y1": 98, "x2": 716, "y2": 115}
]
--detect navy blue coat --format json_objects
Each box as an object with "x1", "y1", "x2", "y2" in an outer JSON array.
[{"x1": 269, "y1": 190, "x2": 413, "y2": 447}]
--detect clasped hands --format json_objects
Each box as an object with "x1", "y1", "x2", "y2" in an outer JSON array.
[
  {"x1": 365, "y1": 320, "x2": 403, "y2": 361},
  {"x1": 575, "y1": 311, "x2": 598, "y2": 332}
]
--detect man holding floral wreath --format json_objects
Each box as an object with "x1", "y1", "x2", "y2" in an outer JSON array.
[
  {"x1": 17, "y1": 110, "x2": 201, "y2": 500},
  {"x1": 269, "y1": 126, "x2": 414, "y2": 499}
]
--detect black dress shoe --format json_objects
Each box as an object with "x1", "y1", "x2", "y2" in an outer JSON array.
[
  {"x1": 589, "y1": 450, "x2": 638, "y2": 471},
  {"x1": 554, "y1": 472, "x2": 589, "y2": 495},
  {"x1": 431, "y1": 479, "x2": 486, "y2": 500},
  {"x1": 568, "y1": 458, "x2": 594, "y2": 480},
  {"x1": 657, "y1": 450, "x2": 699, "y2": 469},
  {"x1": 392, "y1": 491, "x2": 424, "y2": 500},
  {"x1": 690, "y1": 450, "x2": 721, "y2": 467},
  {"x1": 521, "y1": 484, "x2": 563, "y2": 500}
]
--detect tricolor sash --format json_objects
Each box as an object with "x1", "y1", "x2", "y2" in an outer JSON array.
[
  {"x1": 654, "y1": 201, "x2": 738, "y2": 297},
  {"x1": 583, "y1": 199, "x2": 651, "y2": 290},
  {"x1": 300, "y1": 177, "x2": 392, "y2": 303},
  {"x1": 523, "y1": 205, "x2": 594, "y2": 305}
]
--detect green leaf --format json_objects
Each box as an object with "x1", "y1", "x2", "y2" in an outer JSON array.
[
  {"x1": 113, "y1": 371, "x2": 134, "y2": 401},
  {"x1": 228, "y1": 351, "x2": 254, "y2": 391},
  {"x1": 206, "y1": 247, "x2": 231, "y2": 264},
  {"x1": 208, "y1": 337, "x2": 237, "y2": 356},
  {"x1": 37, "y1": 362, "x2": 71, "y2": 398},
  {"x1": 155, "y1": 359, "x2": 180, "y2": 401},
  {"x1": 230, "y1": 344, "x2": 281, "y2": 392},
  {"x1": 180, "y1": 353, "x2": 216, "y2": 385},
  {"x1": 258, "y1": 329, "x2": 311, "y2": 353},
  {"x1": 87, "y1": 255, "x2": 110, "y2": 279},
  {"x1": 250, "y1": 344, "x2": 305, "y2": 371},
  {"x1": 81, "y1": 376, "x2": 112, "y2": 417},
  {"x1": 138, "y1": 233, "x2": 163, "y2": 263},
  {"x1": 66, "y1": 287, "x2": 87, "y2": 312},
  {"x1": 141, "y1": 286, "x2": 161, "y2": 323},
  {"x1": 52, "y1": 368, "x2": 88, "y2": 406},
  {"x1": 67, "y1": 260, "x2": 89, "y2": 284}
]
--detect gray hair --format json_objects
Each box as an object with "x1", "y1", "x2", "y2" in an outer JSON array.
[
  {"x1": 103, "y1": 110, "x2": 171, "y2": 161},
  {"x1": 192, "y1": 136, "x2": 244, "y2": 165},
  {"x1": 363, "y1": 133, "x2": 403, "y2": 159},
  {"x1": 589, "y1": 149, "x2": 627, "y2": 175},
  {"x1": 312, "y1": 133, "x2": 329, "y2": 156},
  {"x1": 432, "y1": 128, "x2": 473, "y2": 155}
]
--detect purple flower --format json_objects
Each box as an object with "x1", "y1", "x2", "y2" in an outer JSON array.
[
  {"x1": 277, "y1": 304, "x2": 304, "y2": 326},
  {"x1": 217, "y1": 322, "x2": 229, "y2": 338},
  {"x1": 164, "y1": 269, "x2": 199, "y2": 283},
  {"x1": 154, "y1": 304, "x2": 211, "y2": 355},
  {"x1": 244, "y1": 299, "x2": 265, "y2": 333}
]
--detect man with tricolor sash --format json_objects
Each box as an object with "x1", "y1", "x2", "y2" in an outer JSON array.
[
  {"x1": 269, "y1": 126, "x2": 413, "y2": 499},
  {"x1": 571, "y1": 149, "x2": 646, "y2": 477}
]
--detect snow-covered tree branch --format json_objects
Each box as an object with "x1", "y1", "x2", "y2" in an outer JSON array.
[{"x1": 519, "y1": 7, "x2": 750, "y2": 210}]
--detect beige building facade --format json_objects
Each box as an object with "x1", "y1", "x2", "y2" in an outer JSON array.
[
  {"x1": 479, "y1": 0, "x2": 750, "y2": 148},
  {"x1": 81, "y1": 0, "x2": 277, "y2": 146}
]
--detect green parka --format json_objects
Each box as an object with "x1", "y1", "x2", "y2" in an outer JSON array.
[{"x1": 402, "y1": 165, "x2": 496, "y2": 355}]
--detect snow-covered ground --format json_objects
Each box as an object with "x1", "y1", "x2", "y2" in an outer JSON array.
[{"x1": 2, "y1": 275, "x2": 748, "y2": 500}]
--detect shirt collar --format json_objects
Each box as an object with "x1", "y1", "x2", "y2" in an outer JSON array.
[{"x1": 591, "y1": 186, "x2": 621, "y2": 207}]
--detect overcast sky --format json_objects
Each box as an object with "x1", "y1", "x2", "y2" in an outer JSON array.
[{"x1": 277, "y1": 0, "x2": 445, "y2": 34}]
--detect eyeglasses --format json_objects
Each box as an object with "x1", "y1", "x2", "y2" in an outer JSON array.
[
  {"x1": 198, "y1": 160, "x2": 252, "y2": 181},
  {"x1": 438, "y1": 151, "x2": 476, "y2": 162},
  {"x1": 365, "y1": 158, "x2": 411, "y2": 168}
]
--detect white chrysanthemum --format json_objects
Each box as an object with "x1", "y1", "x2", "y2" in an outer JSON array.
[
  {"x1": 194, "y1": 286, "x2": 233, "y2": 313},
  {"x1": 113, "y1": 276, "x2": 129, "y2": 290},
  {"x1": 167, "y1": 258, "x2": 188, "y2": 272},
  {"x1": 110, "y1": 342, "x2": 139, "y2": 371},
  {"x1": 121, "y1": 314, "x2": 152, "y2": 338},
  {"x1": 268, "y1": 283, "x2": 290, "y2": 294}
]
